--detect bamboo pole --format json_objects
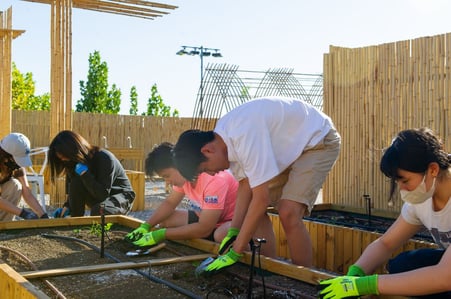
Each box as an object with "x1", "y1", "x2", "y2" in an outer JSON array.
[{"x1": 20, "y1": 254, "x2": 213, "y2": 279}]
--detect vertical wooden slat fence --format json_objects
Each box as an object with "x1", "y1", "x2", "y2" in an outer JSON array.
[
  {"x1": 12, "y1": 111, "x2": 210, "y2": 205},
  {"x1": 323, "y1": 32, "x2": 451, "y2": 214}
]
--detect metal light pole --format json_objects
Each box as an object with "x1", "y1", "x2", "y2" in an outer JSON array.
[{"x1": 176, "y1": 45, "x2": 222, "y2": 117}]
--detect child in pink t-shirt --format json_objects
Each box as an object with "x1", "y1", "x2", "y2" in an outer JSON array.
[
  {"x1": 172, "y1": 170, "x2": 236, "y2": 228},
  {"x1": 125, "y1": 142, "x2": 238, "y2": 247}
]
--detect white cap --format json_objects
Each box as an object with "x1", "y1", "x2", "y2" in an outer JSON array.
[{"x1": 0, "y1": 133, "x2": 32, "y2": 167}]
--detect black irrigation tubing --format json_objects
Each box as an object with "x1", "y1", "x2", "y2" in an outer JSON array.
[
  {"x1": 40, "y1": 233, "x2": 202, "y2": 299},
  {"x1": 0, "y1": 245, "x2": 67, "y2": 299}
]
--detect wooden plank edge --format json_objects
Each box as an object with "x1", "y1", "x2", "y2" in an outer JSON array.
[
  {"x1": 0, "y1": 264, "x2": 49, "y2": 299},
  {"x1": 173, "y1": 239, "x2": 333, "y2": 285}
]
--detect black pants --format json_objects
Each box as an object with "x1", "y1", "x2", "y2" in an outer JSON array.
[
  {"x1": 68, "y1": 176, "x2": 134, "y2": 216},
  {"x1": 387, "y1": 248, "x2": 451, "y2": 298}
]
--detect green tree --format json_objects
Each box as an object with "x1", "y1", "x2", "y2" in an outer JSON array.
[
  {"x1": 129, "y1": 86, "x2": 138, "y2": 115},
  {"x1": 106, "y1": 84, "x2": 121, "y2": 114},
  {"x1": 76, "y1": 51, "x2": 121, "y2": 114},
  {"x1": 144, "y1": 84, "x2": 179, "y2": 117},
  {"x1": 11, "y1": 62, "x2": 50, "y2": 111}
]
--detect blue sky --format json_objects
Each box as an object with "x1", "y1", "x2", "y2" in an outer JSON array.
[{"x1": 2, "y1": 0, "x2": 451, "y2": 116}]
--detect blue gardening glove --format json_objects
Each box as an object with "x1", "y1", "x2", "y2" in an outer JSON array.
[
  {"x1": 218, "y1": 227, "x2": 240, "y2": 254},
  {"x1": 202, "y1": 249, "x2": 242, "y2": 275},
  {"x1": 52, "y1": 207, "x2": 70, "y2": 218},
  {"x1": 318, "y1": 275, "x2": 378, "y2": 299},
  {"x1": 75, "y1": 163, "x2": 88, "y2": 176},
  {"x1": 133, "y1": 228, "x2": 166, "y2": 247},
  {"x1": 19, "y1": 208, "x2": 39, "y2": 220},
  {"x1": 125, "y1": 222, "x2": 151, "y2": 242},
  {"x1": 346, "y1": 264, "x2": 366, "y2": 277}
]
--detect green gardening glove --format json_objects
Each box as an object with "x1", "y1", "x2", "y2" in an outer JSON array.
[
  {"x1": 218, "y1": 227, "x2": 240, "y2": 254},
  {"x1": 202, "y1": 249, "x2": 242, "y2": 275},
  {"x1": 318, "y1": 275, "x2": 379, "y2": 299},
  {"x1": 133, "y1": 228, "x2": 167, "y2": 247},
  {"x1": 125, "y1": 222, "x2": 151, "y2": 242},
  {"x1": 346, "y1": 264, "x2": 366, "y2": 277}
]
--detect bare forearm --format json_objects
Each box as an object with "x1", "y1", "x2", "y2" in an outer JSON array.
[
  {"x1": 378, "y1": 266, "x2": 451, "y2": 295},
  {"x1": 21, "y1": 186, "x2": 45, "y2": 216},
  {"x1": 355, "y1": 239, "x2": 397, "y2": 274},
  {"x1": 5, "y1": 173, "x2": 44, "y2": 216},
  {"x1": 231, "y1": 179, "x2": 252, "y2": 228},
  {"x1": 233, "y1": 196, "x2": 269, "y2": 253}
]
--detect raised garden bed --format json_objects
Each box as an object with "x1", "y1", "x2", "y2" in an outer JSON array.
[
  {"x1": 305, "y1": 208, "x2": 432, "y2": 242},
  {"x1": 0, "y1": 216, "x2": 326, "y2": 299},
  {"x1": 0, "y1": 214, "x2": 425, "y2": 299},
  {"x1": 269, "y1": 204, "x2": 437, "y2": 275}
]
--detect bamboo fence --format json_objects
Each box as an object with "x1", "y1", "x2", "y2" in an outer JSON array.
[
  {"x1": 8, "y1": 32, "x2": 451, "y2": 215},
  {"x1": 323, "y1": 32, "x2": 451, "y2": 213},
  {"x1": 12, "y1": 111, "x2": 215, "y2": 206}
]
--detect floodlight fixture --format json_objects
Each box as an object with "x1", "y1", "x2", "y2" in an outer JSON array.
[
  {"x1": 176, "y1": 45, "x2": 223, "y2": 117},
  {"x1": 176, "y1": 46, "x2": 188, "y2": 55}
]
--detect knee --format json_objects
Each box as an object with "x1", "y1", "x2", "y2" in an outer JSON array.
[{"x1": 278, "y1": 201, "x2": 305, "y2": 225}]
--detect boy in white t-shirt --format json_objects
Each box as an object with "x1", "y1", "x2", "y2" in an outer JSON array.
[
  {"x1": 126, "y1": 142, "x2": 274, "y2": 252},
  {"x1": 173, "y1": 97, "x2": 341, "y2": 274}
]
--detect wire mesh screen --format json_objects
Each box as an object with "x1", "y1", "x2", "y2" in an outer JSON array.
[{"x1": 191, "y1": 63, "x2": 323, "y2": 130}]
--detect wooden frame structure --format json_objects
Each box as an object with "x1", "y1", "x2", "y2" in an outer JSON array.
[
  {"x1": 13, "y1": 0, "x2": 177, "y2": 141},
  {"x1": 0, "y1": 214, "x2": 415, "y2": 299},
  {"x1": 0, "y1": 7, "x2": 24, "y2": 138}
]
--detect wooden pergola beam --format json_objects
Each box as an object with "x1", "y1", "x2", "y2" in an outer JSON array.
[
  {"x1": 17, "y1": 0, "x2": 177, "y2": 141},
  {"x1": 23, "y1": 0, "x2": 176, "y2": 16}
]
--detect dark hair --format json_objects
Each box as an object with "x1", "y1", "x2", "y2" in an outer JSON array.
[
  {"x1": 145, "y1": 142, "x2": 175, "y2": 176},
  {"x1": 172, "y1": 129, "x2": 215, "y2": 181},
  {"x1": 380, "y1": 128, "x2": 450, "y2": 200},
  {"x1": 0, "y1": 148, "x2": 17, "y2": 183},
  {"x1": 48, "y1": 130, "x2": 99, "y2": 182}
]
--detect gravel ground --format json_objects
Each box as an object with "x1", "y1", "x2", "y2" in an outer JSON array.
[{"x1": 127, "y1": 179, "x2": 170, "y2": 221}]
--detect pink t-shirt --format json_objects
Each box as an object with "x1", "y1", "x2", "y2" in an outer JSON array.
[{"x1": 172, "y1": 171, "x2": 238, "y2": 227}]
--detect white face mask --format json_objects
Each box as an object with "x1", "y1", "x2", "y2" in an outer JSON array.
[{"x1": 399, "y1": 175, "x2": 436, "y2": 204}]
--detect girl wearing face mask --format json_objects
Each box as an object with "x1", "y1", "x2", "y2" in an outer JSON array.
[{"x1": 318, "y1": 128, "x2": 451, "y2": 299}]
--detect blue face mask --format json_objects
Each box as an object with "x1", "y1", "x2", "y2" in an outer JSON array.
[{"x1": 399, "y1": 175, "x2": 435, "y2": 204}]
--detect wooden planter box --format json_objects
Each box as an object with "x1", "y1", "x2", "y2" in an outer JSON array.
[
  {"x1": 0, "y1": 216, "x2": 330, "y2": 299},
  {"x1": 0, "y1": 213, "x2": 426, "y2": 299},
  {"x1": 269, "y1": 203, "x2": 437, "y2": 275}
]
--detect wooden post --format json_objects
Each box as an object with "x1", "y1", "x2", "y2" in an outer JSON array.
[{"x1": 0, "y1": 7, "x2": 24, "y2": 137}]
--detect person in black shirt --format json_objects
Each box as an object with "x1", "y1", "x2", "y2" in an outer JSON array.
[{"x1": 48, "y1": 130, "x2": 135, "y2": 217}]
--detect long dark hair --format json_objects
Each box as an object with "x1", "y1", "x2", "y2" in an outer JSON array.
[{"x1": 48, "y1": 130, "x2": 99, "y2": 182}]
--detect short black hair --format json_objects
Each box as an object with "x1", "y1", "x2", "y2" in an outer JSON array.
[
  {"x1": 380, "y1": 127, "x2": 450, "y2": 200},
  {"x1": 145, "y1": 142, "x2": 175, "y2": 176},
  {"x1": 172, "y1": 129, "x2": 215, "y2": 181}
]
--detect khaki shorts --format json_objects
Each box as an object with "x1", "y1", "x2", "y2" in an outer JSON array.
[{"x1": 270, "y1": 128, "x2": 341, "y2": 215}]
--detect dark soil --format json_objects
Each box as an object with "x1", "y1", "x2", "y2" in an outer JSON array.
[{"x1": 0, "y1": 225, "x2": 318, "y2": 299}]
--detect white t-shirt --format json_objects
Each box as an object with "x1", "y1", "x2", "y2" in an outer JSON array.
[
  {"x1": 401, "y1": 198, "x2": 451, "y2": 249},
  {"x1": 214, "y1": 97, "x2": 334, "y2": 188}
]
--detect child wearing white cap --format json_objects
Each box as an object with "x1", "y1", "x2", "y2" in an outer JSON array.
[{"x1": 0, "y1": 133, "x2": 49, "y2": 221}]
